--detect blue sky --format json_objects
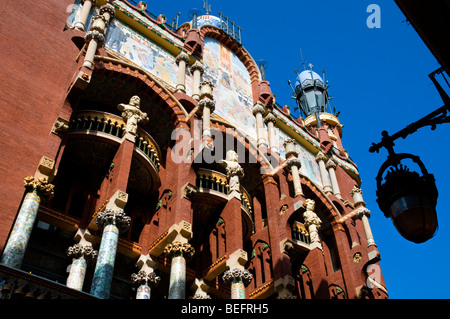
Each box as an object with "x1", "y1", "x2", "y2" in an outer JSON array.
[{"x1": 147, "y1": 0, "x2": 450, "y2": 298}]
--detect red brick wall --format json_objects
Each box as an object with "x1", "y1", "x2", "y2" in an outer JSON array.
[{"x1": 0, "y1": 0, "x2": 79, "y2": 250}]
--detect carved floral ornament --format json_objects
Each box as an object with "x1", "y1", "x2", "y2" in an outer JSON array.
[
  {"x1": 222, "y1": 268, "x2": 253, "y2": 287},
  {"x1": 164, "y1": 241, "x2": 195, "y2": 260},
  {"x1": 131, "y1": 269, "x2": 161, "y2": 287},
  {"x1": 23, "y1": 176, "x2": 54, "y2": 200},
  {"x1": 67, "y1": 243, "x2": 98, "y2": 264},
  {"x1": 96, "y1": 208, "x2": 131, "y2": 233}
]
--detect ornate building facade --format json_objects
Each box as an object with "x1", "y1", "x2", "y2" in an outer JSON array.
[{"x1": 0, "y1": 0, "x2": 388, "y2": 299}]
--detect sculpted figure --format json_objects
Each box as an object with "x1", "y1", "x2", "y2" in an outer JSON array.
[{"x1": 117, "y1": 96, "x2": 148, "y2": 135}]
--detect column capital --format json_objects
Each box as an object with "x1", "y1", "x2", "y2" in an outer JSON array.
[
  {"x1": 285, "y1": 157, "x2": 302, "y2": 170},
  {"x1": 84, "y1": 29, "x2": 105, "y2": 44},
  {"x1": 222, "y1": 268, "x2": 252, "y2": 287},
  {"x1": 23, "y1": 176, "x2": 54, "y2": 200},
  {"x1": 315, "y1": 151, "x2": 328, "y2": 163},
  {"x1": 164, "y1": 241, "x2": 195, "y2": 260},
  {"x1": 95, "y1": 209, "x2": 131, "y2": 233},
  {"x1": 67, "y1": 243, "x2": 98, "y2": 264},
  {"x1": 325, "y1": 159, "x2": 337, "y2": 170},
  {"x1": 198, "y1": 97, "x2": 215, "y2": 113},
  {"x1": 131, "y1": 269, "x2": 161, "y2": 287},
  {"x1": 350, "y1": 186, "x2": 363, "y2": 196},
  {"x1": 354, "y1": 207, "x2": 371, "y2": 219},
  {"x1": 99, "y1": 3, "x2": 116, "y2": 20},
  {"x1": 175, "y1": 51, "x2": 190, "y2": 65},
  {"x1": 252, "y1": 103, "x2": 265, "y2": 116},
  {"x1": 190, "y1": 60, "x2": 204, "y2": 74},
  {"x1": 263, "y1": 113, "x2": 277, "y2": 125}
]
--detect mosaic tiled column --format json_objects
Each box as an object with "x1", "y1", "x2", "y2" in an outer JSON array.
[
  {"x1": 66, "y1": 243, "x2": 98, "y2": 291},
  {"x1": 1, "y1": 176, "x2": 54, "y2": 268},
  {"x1": 164, "y1": 241, "x2": 195, "y2": 299},
  {"x1": 131, "y1": 270, "x2": 161, "y2": 299},
  {"x1": 222, "y1": 268, "x2": 252, "y2": 299},
  {"x1": 90, "y1": 209, "x2": 130, "y2": 299}
]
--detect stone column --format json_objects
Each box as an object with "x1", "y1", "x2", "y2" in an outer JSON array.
[
  {"x1": 1, "y1": 177, "x2": 54, "y2": 268},
  {"x1": 252, "y1": 104, "x2": 267, "y2": 147},
  {"x1": 131, "y1": 270, "x2": 161, "y2": 299},
  {"x1": 83, "y1": 4, "x2": 115, "y2": 69},
  {"x1": 326, "y1": 159, "x2": 342, "y2": 199},
  {"x1": 350, "y1": 186, "x2": 366, "y2": 207},
  {"x1": 220, "y1": 150, "x2": 244, "y2": 200},
  {"x1": 164, "y1": 241, "x2": 195, "y2": 299},
  {"x1": 222, "y1": 268, "x2": 252, "y2": 299},
  {"x1": 355, "y1": 207, "x2": 376, "y2": 247},
  {"x1": 90, "y1": 209, "x2": 130, "y2": 299},
  {"x1": 66, "y1": 242, "x2": 98, "y2": 291},
  {"x1": 285, "y1": 158, "x2": 303, "y2": 197},
  {"x1": 264, "y1": 113, "x2": 278, "y2": 154},
  {"x1": 175, "y1": 52, "x2": 190, "y2": 93},
  {"x1": 190, "y1": 61, "x2": 204, "y2": 101},
  {"x1": 303, "y1": 199, "x2": 322, "y2": 250},
  {"x1": 197, "y1": 81, "x2": 215, "y2": 148},
  {"x1": 73, "y1": 0, "x2": 97, "y2": 31},
  {"x1": 117, "y1": 95, "x2": 149, "y2": 142},
  {"x1": 315, "y1": 152, "x2": 333, "y2": 194}
]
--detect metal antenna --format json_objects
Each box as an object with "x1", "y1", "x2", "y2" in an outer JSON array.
[
  {"x1": 300, "y1": 48, "x2": 306, "y2": 70},
  {"x1": 203, "y1": 0, "x2": 211, "y2": 14}
]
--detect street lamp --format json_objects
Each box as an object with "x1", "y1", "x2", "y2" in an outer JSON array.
[
  {"x1": 375, "y1": 151, "x2": 438, "y2": 243},
  {"x1": 370, "y1": 67, "x2": 449, "y2": 243}
]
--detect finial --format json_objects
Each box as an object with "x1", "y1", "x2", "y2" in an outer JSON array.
[{"x1": 308, "y1": 63, "x2": 313, "y2": 70}]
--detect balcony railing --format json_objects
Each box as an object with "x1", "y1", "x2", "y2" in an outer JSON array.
[
  {"x1": 291, "y1": 221, "x2": 310, "y2": 245},
  {"x1": 70, "y1": 111, "x2": 161, "y2": 170},
  {"x1": 196, "y1": 168, "x2": 253, "y2": 221}
]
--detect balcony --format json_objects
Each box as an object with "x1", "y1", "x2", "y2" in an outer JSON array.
[
  {"x1": 69, "y1": 110, "x2": 161, "y2": 171},
  {"x1": 195, "y1": 168, "x2": 254, "y2": 239}
]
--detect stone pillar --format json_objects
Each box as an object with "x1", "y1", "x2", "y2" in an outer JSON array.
[
  {"x1": 131, "y1": 270, "x2": 161, "y2": 299},
  {"x1": 326, "y1": 159, "x2": 342, "y2": 199},
  {"x1": 220, "y1": 150, "x2": 244, "y2": 200},
  {"x1": 350, "y1": 186, "x2": 366, "y2": 207},
  {"x1": 252, "y1": 103, "x2": 267, "y2": 147},
  {"x1": 1, "y1": 177, "x2": 54, "y2": 268},
  {"x1": 66, "y1": 242, "x2": 98, "y2": 291},
  {"x1": 73, "y1": 0, "x2": 97, "y2": 31},
  {"x1": 198, "y1": 98, "x2": 215, "y2": 139},
  {"x1": 190, "y1": 61, "x2": 204, "y2": 101},
  {"x1": 355, "y1": 207, "x2": 376, "y2": 247},
  {"x1": 222, "y1": 268, "x2": 252, "y2": 299},
  {"x1": 315, "y1": 152, "x2": 333, "y2": 194},
  {"x1": 264, "y1": 113, "x2": 278, "y2": 154},
  {"x1": 83, "y1": 4, "x2": 115, "y2": 69},
  {"x1": 164, "y1": 241, "x2": 195, "y2": 299},
  {"x1": 117, "y1": 95, "x2": 149, "y2": 142},
  {"x1": 90, "y1": 209, "x2": 130, "y2": 299},
  {"x1": 285, "y1": 158, "x2": 303, "y2": 197},
  {"x1": 303, "y1": 199, "x2": 322, "y2": 250},
  {"x1": 175, "y1": 52, "x2": 190, "y2": 93}
]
